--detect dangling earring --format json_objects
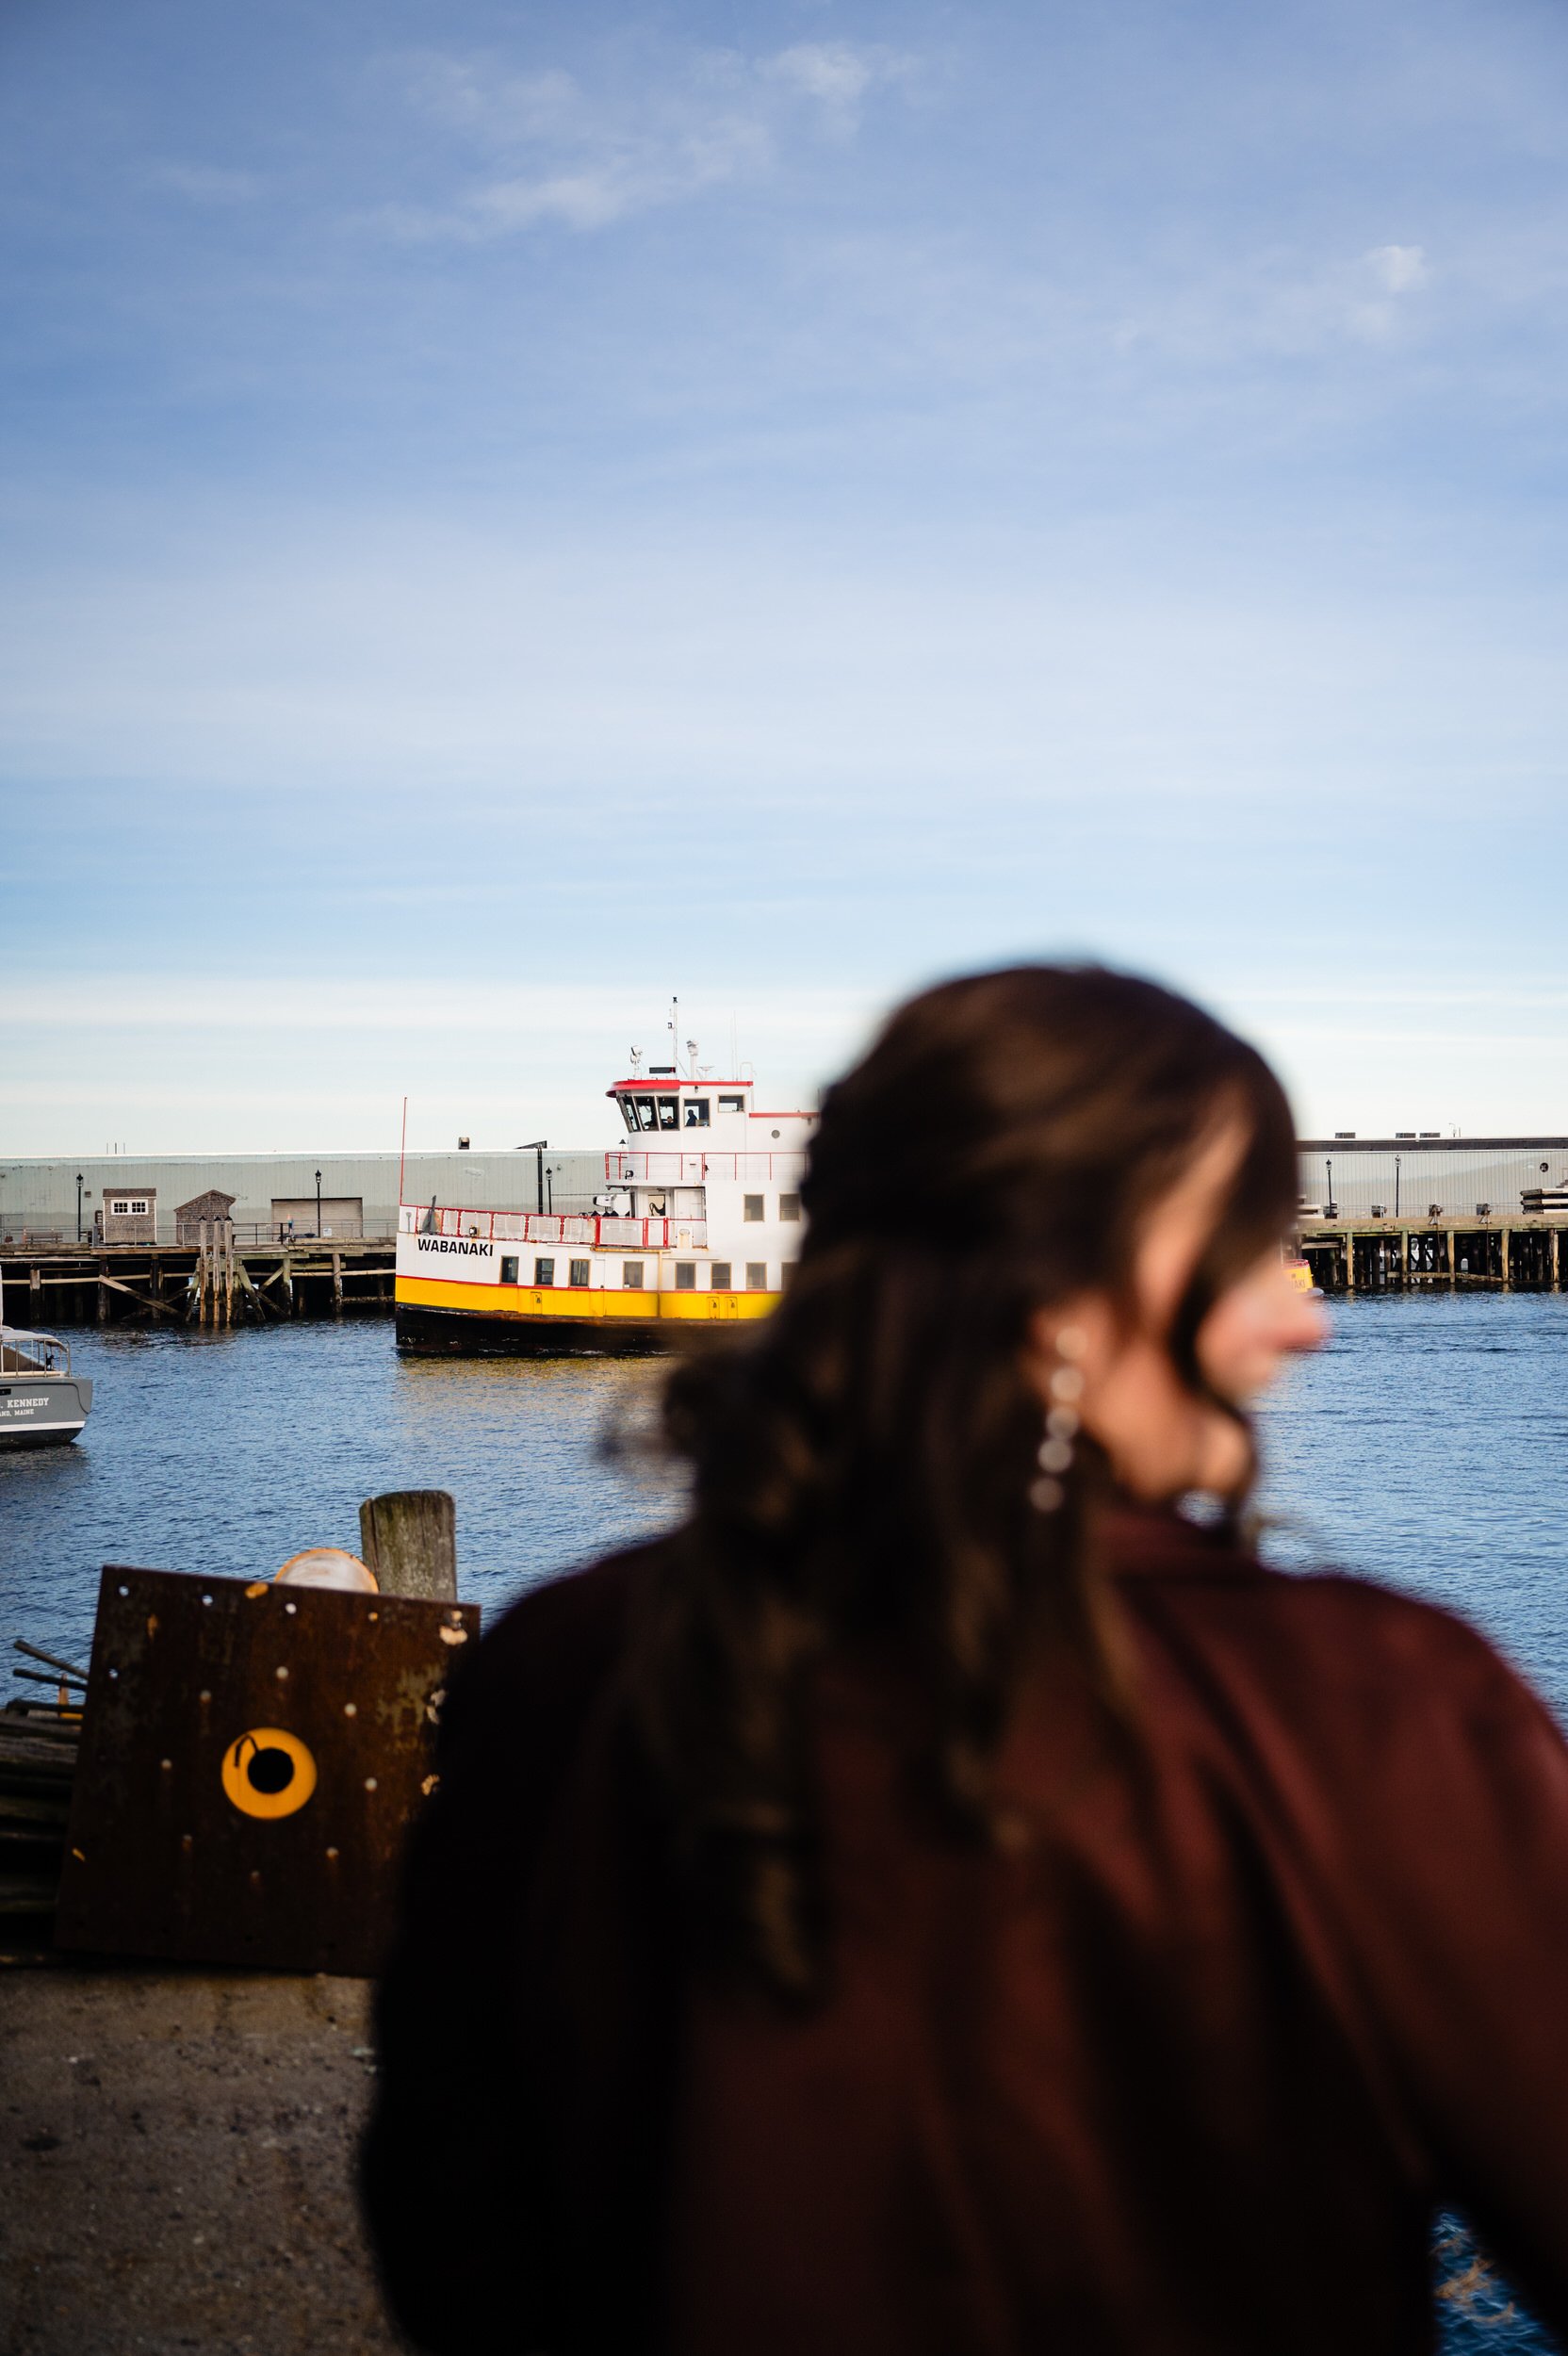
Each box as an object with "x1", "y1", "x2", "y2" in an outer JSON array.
[{"x1": 1030, "y1": 1323, "x2": 1086, "y2": 1513}]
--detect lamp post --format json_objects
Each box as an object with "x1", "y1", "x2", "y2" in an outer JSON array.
[
  {"x1": 1395, "y1": 1155, "x2": 1401, "y2": 1219},
  {"x1": 1325, "y1": 1157, "x2": 1336, "y2": 1218},
  {"x1": 516, "y1": 1140, "x2": 547, "y2": 1215},
  {"x1": 545, "y1": 1164, "x2": 554, "y2": 1215},
  {"x1": 75, "y1": 1172, "x2": 83, "y2": 1242},
  {"x1": 315, "y1": 1169, "x2": 322, "y2": 1237}
]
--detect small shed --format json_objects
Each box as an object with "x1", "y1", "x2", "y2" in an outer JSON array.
[
  {"x1": 175, "y1": 1189, "x2": 237, "y2": 1242},
  {"x1": 99, "y1": 1187, "x2": 156, "y2": 1245}
]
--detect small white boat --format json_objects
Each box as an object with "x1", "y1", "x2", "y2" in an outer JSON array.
[{"x1": 0, "y1": 1326, "x2": 93, "y2": 1448}]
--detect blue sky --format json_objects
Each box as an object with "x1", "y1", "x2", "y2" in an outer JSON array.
[{"x1": 3, "y1": 0, "x2": 1567, "y2": 1153}]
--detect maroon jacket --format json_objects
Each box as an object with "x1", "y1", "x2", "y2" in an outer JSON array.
[{"x1": 363, "y1": 1506, "x2": 1568, "y2": 2353}]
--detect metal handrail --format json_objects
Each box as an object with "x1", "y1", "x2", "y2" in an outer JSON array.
[
  {"x1": 0, "y1": 1325, "x2": 71, "y2": 1375},
  {"x1": 602, "y1": 1151, "x2": 807, "y2": 1183},
  {"x1": 401, "y1": 1207, "x2": 710, "y2": 1250}
]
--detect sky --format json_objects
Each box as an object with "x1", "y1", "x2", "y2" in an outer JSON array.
[{"x1": 3, "y1": 0, "x2": 1567, "y2": 1154}]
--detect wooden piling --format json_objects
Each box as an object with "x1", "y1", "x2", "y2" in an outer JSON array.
[
  {"x1": 358, "y1": 1490, "x2": 458, "y2": 1602},
  {"x1": 332, "y1": 1249, "x2": 343, "y2": 1317}
]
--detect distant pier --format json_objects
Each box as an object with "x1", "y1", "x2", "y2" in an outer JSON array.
[
  {"x1": 0, "y1": 1233, "x2": 394, "y2": 1327},
  {"x1": 1299, "y1": 1216, "x2": 1568, "y2": 1295}
]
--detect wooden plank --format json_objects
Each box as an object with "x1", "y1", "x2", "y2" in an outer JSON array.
[{"x1": 94, "y1": 1271, "x2": 183, "y2": 1318}]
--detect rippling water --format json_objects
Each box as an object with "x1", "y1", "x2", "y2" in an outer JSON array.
[{"x1": 4, "y1": 1295, "x2": 1567, "y2": 2348}]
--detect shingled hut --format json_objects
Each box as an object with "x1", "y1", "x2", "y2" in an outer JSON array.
[{"x1": 174, "y1": 1188, "x2": 237, "y2": 1243}]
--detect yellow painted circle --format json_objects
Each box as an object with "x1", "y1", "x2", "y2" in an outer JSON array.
[{"x1": 221, "y1": 1726, "x2": 318, "y2": 1820}]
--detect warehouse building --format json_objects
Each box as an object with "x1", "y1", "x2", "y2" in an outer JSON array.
[
  {"x1": 4, "y1": 1136, "x2": 1566, "y2": 1249},
  {"x1": 0, "y1": 1151, "x2": 610, "y2": 1249},
  {"x1": 1296, "y1": 1137, "x2": 1568, "y2": 1222}
]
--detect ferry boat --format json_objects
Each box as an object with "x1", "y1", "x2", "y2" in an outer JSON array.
[{"x1": 394, "y1": 1060, "x2": 812, "y2": 1354}]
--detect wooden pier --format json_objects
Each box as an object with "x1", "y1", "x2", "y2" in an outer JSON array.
[
  {"x1": 1299, "y1": 1216, "x2": 1568, "y2": 1295},
  {"x1": 0, "y1": 1232, "x2": 395, "y2": 1328}
]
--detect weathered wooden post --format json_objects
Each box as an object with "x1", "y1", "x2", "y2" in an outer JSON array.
[
  {"x1": 359, "y1": 1490, "x2": 458, "y2": 1602},
  {"x1": 332, "y1": 1248, "x2": 344, "y2": 1317}
]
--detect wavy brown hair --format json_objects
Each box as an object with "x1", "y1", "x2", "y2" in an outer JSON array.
[{"x1": 630, "y1": 965, "x2": 1298, "y2": 2002}]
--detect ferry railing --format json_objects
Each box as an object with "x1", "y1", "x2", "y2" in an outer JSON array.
[
  {"x1": 602, "y1": 1151, "x2": 808, "y2": 1184},
  {"x1": 400, "y1": 1206, "x2": 709, "y2": 1250}
]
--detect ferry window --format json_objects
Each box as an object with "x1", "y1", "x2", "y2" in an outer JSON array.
[
  {"x1": 675, "y1": 1263, "x2": 696, "y2": 1290},
  {"x1": 634, "y1": 1095, "x2": 658, "y2": 1131},
  {"x1": 569, "y1": 1259, "x2": 591, "y2": 1287},
  {"x1": 778, "y1": 1192, "x2": 801, "y2": 1222},
  {"x1": 746, "y1": 1262, "x2": 768, "y2": 1290},
  {"x1": 619, "y1": 1097, "x2": 639, "y2": 1133},
  {"x1": 743, "y1": 1194, "x2": 764, "y2": 1222},
  {"x1": 533, "y1": 1256, "x2": 556, "y2": 1285},
  {"x1": 499, "y1": 1256, "x2": 518, "y2": 1284},
  {"x1": 719, "y1": 1094, "x2": 744, "y2": 1112},
  {"x1": 622, "y1": 1261, "x2": 645, "y2": 1290},
  {"x1": 645, "y1": 1191, "x2": 667, "y2": 1217},
  {"x1": 710, "y1": 1261, "x2": 732, "y2": 1289},
  {"x1": 683, "y1": 1098, "x2": 710, "y2": 1128},
  {"x1": 657, "y1": 1095, "x2": 679, "y2": 1132}
]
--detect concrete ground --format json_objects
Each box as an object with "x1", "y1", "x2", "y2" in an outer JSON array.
[{"x1": 0, "y1": 1966, "x2": 404, "y2": 2355}]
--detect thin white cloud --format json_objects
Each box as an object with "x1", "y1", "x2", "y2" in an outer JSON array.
[
  {"x1": 760, "y1": 41, "x2": 906, "y2": 131},
  {"x1": 373, "y1": 40, "x2": 912, "y2": 240},
  {"x1": 1365, "y1": 241, "x2": 1429, "y2": 294},
  {"x1": 147, "y1": 161, "x2": 263, "y2": 205}
]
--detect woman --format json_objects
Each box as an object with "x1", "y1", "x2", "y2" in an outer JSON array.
[{"x1": 364, "y1": 966, "x2": 1568, "y2": 2354}]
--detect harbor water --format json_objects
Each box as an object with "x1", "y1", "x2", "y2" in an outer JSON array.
[{"x1": 3, "y1": 1294, "x2": 1567, "y2": 2350}]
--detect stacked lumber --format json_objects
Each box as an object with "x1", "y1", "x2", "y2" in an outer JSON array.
[{"x1": 0, "y1": 1704, "x2": 80, "y2": 1952}]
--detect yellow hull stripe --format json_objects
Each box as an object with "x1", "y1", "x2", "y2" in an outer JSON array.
[{"x1": 396, "y1": 1274, "x2": 779, "y2": 1323}]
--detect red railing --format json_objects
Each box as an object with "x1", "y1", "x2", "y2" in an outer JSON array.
[{"x1": 400, "y1": 1206, "x2": 708, "y2": 1249}]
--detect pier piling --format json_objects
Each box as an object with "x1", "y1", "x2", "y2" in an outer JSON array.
[
  {"x1": 359, "y1": 1489, "x2": 458, "y2": 1602},
  {"x1": 1299, "y1": 1215, "x2": 1565, "y2": 1296},
  {"x1": 0, "y1": 1235, "x2": 398, "y2": 1326}
]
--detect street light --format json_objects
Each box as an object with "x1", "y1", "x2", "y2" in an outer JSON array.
[
  {"x1": 1325, "y1": 1157, "x2": 1337, "y2": 1218},
  {"x1": 76, "y1": 1172, "x2": 84, "y2": 1243},
  {"x1": 545, "y1": 1164, "x2": 555, "y2": 1215},
  {"x1": 515, "y1": 1140, "x2": 547, "y2": 1215},
  {"x1": 315, "y1": 1169, "x2": 322, "y2": 1237},
  {"x1": 1394, "y1": 1154, "x2": 1401, "y2": 1219}
]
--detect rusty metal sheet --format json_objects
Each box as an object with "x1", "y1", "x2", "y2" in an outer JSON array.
[{"x1": 55, "y1": 1566, "x2": 480, "y2": 1975}]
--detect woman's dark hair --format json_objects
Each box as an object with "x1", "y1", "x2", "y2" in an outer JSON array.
[{"x1": 630, "y1": 964, "x2": 1298, "y2": 2002}]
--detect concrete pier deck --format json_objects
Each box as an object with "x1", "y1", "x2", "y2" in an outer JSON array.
[{"x1": 0, "y1": 1965, "x2": 398, "y2": 2355}]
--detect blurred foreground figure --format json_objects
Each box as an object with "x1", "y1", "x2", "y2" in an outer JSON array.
[{"x1": 364, "y1": 967, "x2": 1568, "y2": 2354}]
